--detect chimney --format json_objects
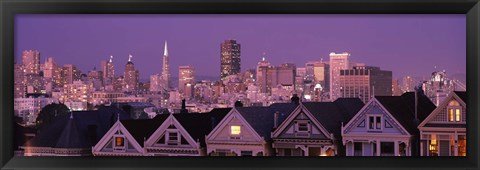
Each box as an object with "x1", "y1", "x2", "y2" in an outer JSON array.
[
  {"x1": 180, "y1": 99, "x2": 188, "y2": 114},
  {"x1": 234, "y1": 100, "x2": 243, "y2": 107},
  {"x1": 291, "y1": 94, "x2": 300, "y2": 105},
  {"x1": 274, "y1": 111, "x2": 279, "y2": 128}
]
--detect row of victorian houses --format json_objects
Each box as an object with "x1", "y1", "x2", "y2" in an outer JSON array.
[{"x1": 20, "y1": 91, "x2": 467, "y2": 156}]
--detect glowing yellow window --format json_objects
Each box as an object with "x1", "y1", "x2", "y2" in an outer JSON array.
[
  {"x1": 455, "y1": 109, "x2": 461, "y2": 122},
  {"x1": 231, "y1": 125, "x2": 241, "y2": 135}
]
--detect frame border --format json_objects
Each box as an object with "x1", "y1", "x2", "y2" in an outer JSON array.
[{"x1": 1, "y1": 0, "x2": 478, "y2": 169}]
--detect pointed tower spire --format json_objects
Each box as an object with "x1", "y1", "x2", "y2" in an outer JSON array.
[
  {"x1": 109, "y1": 55, "x2": 113, "y2": 63},
  {"x1": 164, "y1": 41, "x2": 168, "y2": 56},
  {"x1": 128, "y1": 54, "x2": 132, "y2": 62}
]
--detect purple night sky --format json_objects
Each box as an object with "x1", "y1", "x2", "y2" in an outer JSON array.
[{"x1": 15, "y1": 14, "x2": 466, "y2": 81}]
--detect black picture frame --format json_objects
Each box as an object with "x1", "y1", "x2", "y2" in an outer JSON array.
[{"x1": 1, "y1": 0, "x2": 478, "y2": 169}]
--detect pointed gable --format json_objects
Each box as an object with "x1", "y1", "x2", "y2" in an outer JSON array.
[
  {"x1": 93, "y1": 120, "x2": 146, "y2": 155},
  {"x1": 207, "y1": 107, "x2": 266, "y2": 143},
  {"x1": 419, "y1": 91, "x2": 466, "y2": 129},
  {"x1": 272, "y1": 103, "x2": 331, "y2": 139},
  {"x1": 343, "y1": 98, "x2": 411, "y2": 136}
]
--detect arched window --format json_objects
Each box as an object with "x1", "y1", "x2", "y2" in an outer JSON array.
[{"x1": 447, "y1": 100, "x2": 461, "y2": 122}]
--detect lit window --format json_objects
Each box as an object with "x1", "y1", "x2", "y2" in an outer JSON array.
[
  {"x1": 447, "y1": 100, "x2": 462, "y2": 122},
  {"x1": 231, "y1": 125, "x2": 241, "y2": 135},
  {"x1": 115, "y1": 137, "x2": 124, "y2": 147},
  {"x1": 455, "y1": 109, "x2": 461, "y2": 122}
]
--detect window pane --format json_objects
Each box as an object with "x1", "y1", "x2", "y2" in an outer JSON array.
[
  {"x1": 455, "y1": 109, "x2": 461, "y2": 122},
  {"x1": 376, "y1": 117, "x2": 381, "y2": 129},
  {"x1": 298, "y1": 123, "x2": 308, "y2": 132},
  {"x1": 448, "y1": 109, "x2": 454, "y2": 122},
  {"x1": 369, "y1": 117, "x2": 374, "y2": 129},
  {"x1": 115, "y1": 137, "x2": 124, "y2": 147},
  {"x1": 231, "y1": 125, "x2": 241, "y2": 135}
]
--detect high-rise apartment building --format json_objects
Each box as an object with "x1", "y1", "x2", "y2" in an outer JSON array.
[
  {"x1": 178, "y1": 66, "x2": 195, "y2": 94},
  {"x1": 329, "y1": 52, "x2": 350, "y2": 101},
  {"x1": 43, "y1": 57, "x2": 63, "y2": 88},
  {"x1": 22, "y1": 50, "x2": 40, "y2": 75},
  {"x1": 339, "y1": 66, "x2": 392, "y2": 103},
  {"x1": 256, "y1": 57, "x2": 271, "y2": 93},
  {"x1": 62, "y1": 64, "x2": 82, "y2": 85},
  {"x1": 149, "y1": 74, "x2": 163, "y2": 92},
  {"x1": 220, "y1": 40, "x2": 241, "y2": 80},
  {"x1": 14, "y1": 64, "x2": 25, "y2": 98}
]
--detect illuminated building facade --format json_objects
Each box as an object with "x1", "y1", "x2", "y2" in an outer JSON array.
[
  {"x1": 339, "y1": 66, "x2": 392, "y2": 103},
  {"x1": 178, "y1": 66, "x2": 195, "y2": 94},
  {"x1": 22, "y1": 50, "x2": 41, "y2": 75},
  {"x1": 220, "y1": 40, "x2": 241, "y2": 80},
  {"x1": 123, "y1": 55, "x2": 139, "y2": 92},
  {"x1": 329, "y1": 52, "x2": 350, "y2": 101}
]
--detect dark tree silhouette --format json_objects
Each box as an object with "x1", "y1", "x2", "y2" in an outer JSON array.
[{"x1": 35, "y1": 103, "x2": 70, "y2": 130}]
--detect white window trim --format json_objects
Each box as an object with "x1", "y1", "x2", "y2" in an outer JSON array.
[
  {"x1": 113, "y1": 135, "x2": 126, "y2": 151},
  {"x1": 295, "y1": 120, "x2": 311, "y2": 133},
  {"x1": 166, "y1": 130, "x2": 180, "y2": 145},
  {"x1": 367, "y1": 115, "x2": 383, "y2": 131}
]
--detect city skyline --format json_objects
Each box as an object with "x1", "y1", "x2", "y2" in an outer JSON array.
[{"x1": 16, "y1": 14, "x2": 466, "y2": 80}]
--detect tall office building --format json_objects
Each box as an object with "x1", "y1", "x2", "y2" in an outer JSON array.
[
  {"x1": 306, "y1": 61, "x2": 330, "y2": 92},
  {"x1": 329, "y1": 52, "x2": 350, "y2": 101},
  {"x1": 339, "y1": 66, "x2": 392, "y2": 103},
  {"x1": 123, "y1": 55, "x2": 139, "y2": 92},
  {"x1": 22, "y1": 50, "x2": 41, "y2": 75},
  {"x1": 62, "y1": 64, "x2": 82, "y2": 85},
  {"x1": 178, "y1": 66, "x2": 195, "y2": 94},
  {"x1": 14, "y1": 64, "x2": 25, "y2": 98},
  {"x1": 162, "y1": 41, "x2": 171, "y2": 89},
  {"x1": 101, "y1": 56, "x2": 115, "y2": 85},
  {"x1": 149, "y1": 74, "x2": 163, "y2": 92},
  {"x1": 276, "y1": 63, "x2": 296, "y2": 87},
  {"x1": 44, "y1": 57, "x2": 63, "y2": 88},
  {"x1": 256, "y1": 57, "x2": 272, "y2": 93},
  {"x1": 220, "y1": 40, "x2": 241, "y2": 80}
]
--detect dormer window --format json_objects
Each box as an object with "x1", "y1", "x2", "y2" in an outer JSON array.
[
  {"x1": 167, "y1": 131, "x2": 180, "y2": 145},
  {"x1": 113, "y1": 135, "x2": 126, "y2": 151},
  {"x1": 297, "y1": 122, "x2": 309, "y2": 132},
  {"x1": 447, "y1": 100, "x2": 461, "y2": 122},
  {"x1": 368, "y1": 115, "x2": 382, "y2": 131}
]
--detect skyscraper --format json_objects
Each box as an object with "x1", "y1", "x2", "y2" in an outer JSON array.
[
  {"x1": 44, "y1": 57, "x2": 63, "y2": 88},
  {"x1": 256, "y1": 57, "x2": 272, "y2": 93},
  {"x1": 14, "y1": 64, "x2": 25, "y2": 98},
  {"x1": 149, "y1": 74, "x2": 163, "y2": 92},
  {"x1": 101, "y1": 56, "x2": 115, "y2": 86},
  {"x1": 220, "y1": 40, "x2": 241, "y2": 80},
  {"x1": 62, "y1": 64, "x2": 82, "y2": 85},
  {"x1": 22, "y1": 50, "x2": 40, "y2": 75},
  {"x1": 339, "y1": 66, "x2": 392, "y2": 103},
  {"x1": 178, "y1": 66, "x2": 195, "y2": 94},
  {"x1": 161, "y1": 41, "x2": 171, "y2": 89},
  {"x1": 329, "y1": 52, "x2": 350, "y2": 101},
  {"x1": 124, "y1": 54, "x2": 139, "y2": 92}
]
